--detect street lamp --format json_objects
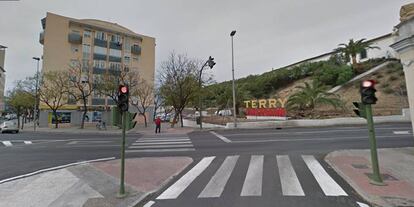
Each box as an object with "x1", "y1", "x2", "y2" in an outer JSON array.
[
  {"x1": 32, "y1": 57, "x2": 40, "y2": 131},
  {"x1": 230, "y1": 30, "x2": 237, "y2": 128},
  {"x1": 198, "y1": 56, "x2": 216, "y2": 129}
]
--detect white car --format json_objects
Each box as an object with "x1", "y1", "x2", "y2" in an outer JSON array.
[{"x1": 0, "y1": 121, "x2": 19, "y2": 133}]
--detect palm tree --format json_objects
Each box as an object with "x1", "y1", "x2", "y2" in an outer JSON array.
[
  {"x1": 287, "y1": 81, "x2": 343, "y2": 113},
  {"x1": 335, "y1": 38, "x2": 379, "y2": 71}
]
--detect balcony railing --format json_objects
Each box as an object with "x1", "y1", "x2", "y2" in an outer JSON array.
[
  {"x1": 109, "y1": 42, "x2": 122, "y2": 50},
  {"x1": 93, "y1": 67, "x2": 106, "y2": 74},
  {"x1": 93, "y1": 53, "x2": 107, "y2": 60},
  {"x1": 131, "y1": 45, "x2": 141, "y2": 55},
  {"x1": 109, "y1": 56, "x2": 122, "y2": 62},
  {"x1": 94, "y1": 38, "x2": 107, "y2": 47},
  {"x1": 68, "y1": 33, "x2": 82, "y2": 44}
]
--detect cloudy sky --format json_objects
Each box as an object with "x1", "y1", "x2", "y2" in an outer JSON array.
[{"x1": 0, "y1": 0, "x2": 411, "y2": 92}]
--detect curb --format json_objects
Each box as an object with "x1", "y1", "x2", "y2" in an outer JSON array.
[{"x1": 0, "y1": 157, "x2": 116, "y2": 184}]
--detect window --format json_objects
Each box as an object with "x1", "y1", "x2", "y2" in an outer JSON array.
[
  {"x1": 82, "y1": 44, "x2": 91, "y2": 58},
  {"x1": 109, "y1": 49, "x2": 122, "y2": 57},
  {"x1": 84, "y1": 30, "x2": 91, "y2": 38},
  {"x1": 111, "y1": 34, "x2": 122, "y2": 43},
  {"x1": 360, "y1": 49, "x2": 367, "y2": 59},
  {"x1": 124, "y1": 56, "x2": 130, "y2": 64},
  {"x1": 95, "y1": 31, "x2": 106, "y2": 40},
  {"x1": 94, "y1": 46, "x2": 107, "y2": 55},
  {"x1": 82, "y1": 59, "x2": 90, "y2": 69},
  {"x1": 93, "y1": 60, "x2": 106, "y2": 68},
  {"x1": 109, "y1": 62, "x2": 121, "y2": 70},
  {"x1": 123, "y1": 38, "x2": 131, "y2": 50}
]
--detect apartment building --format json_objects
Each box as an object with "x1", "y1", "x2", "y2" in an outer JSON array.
[
  {"x1": 0, "y1": 45, "x2": 6, "y2": 112},
  {"x1": 39, "y1": 12, "x2": 155, "y2": 126}
]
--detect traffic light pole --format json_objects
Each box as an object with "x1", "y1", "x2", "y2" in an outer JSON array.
[
  {"x1": 119, "y1": 111, "x2": 127, "y2": 196},
  {"x1": 365, "y1": 104, "x2": 385, "y2": 185}
]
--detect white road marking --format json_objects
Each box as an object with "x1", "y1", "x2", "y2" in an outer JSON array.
[
  {"x1": 143, "y1": 201, "x2": 155, "y2": 207},
  {"x1": 393, "y1": 130, "x2": 411, "y2": 135},
  {"x1": 126, "y1": 148, "x2": 196, "y2": 153},
  {"x1": 129, "y1": 144, "x2": 194, "y2": 149},
  {"x1": 157, "y1": 156, "x2": 215, "y2": 200},
  {"x1": 67, "y1": 141, "x2": 78, "y2": 145},
  {"x1": 23, "y1": 141, "x2": 32, "y2": 144},
  {"x1": 132, "y1": 141, "x2": 191, "y2": 145},
  {"x1": 210, "y1": 131, "x2": 232, "y2": 143},
  {"x1": 302, "y1": 155, "x2": 347, "y2": 196},
  {"x1": 143, "y1": 136, "x2": 189, "y2": 139},
  {"x1": 2, "y1": 141, "x2": 12, "y2": 147},
  {"x1": 241, "y1": 155, "x2": 264, "y2": 196},
  {"x1": 136, "y1": 139, "x2": 190, "y2": 142},
  {"x1": 0, "y1": 157, "x2": 116, "y2": 184},
  {"x1": 357, "y1": 202, "x2": 370, "y2": 207},
  {"x1": 198, "y1": 155, "x2": 239, "y2": 198},
  {"x1": 277, "y1": 155, "x2": 305, "y2": 196},
  {"x1": 231, "y1": 134, "x2": 413, "y2": 143}
]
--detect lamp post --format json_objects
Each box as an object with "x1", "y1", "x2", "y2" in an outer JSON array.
[
  {"x1": 230, "y1": 30, "x2": 237, "y2": 128},
  {"x1": 32, "y1": 57, "x2": 40, "y2": 131},
  {"x1": 198, "y1": 56, "x2": 216, "y2": 129}
]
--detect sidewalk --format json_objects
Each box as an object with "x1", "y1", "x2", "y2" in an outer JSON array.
[
  {"x1": 326, "y1": 147, "x2": 414, "y2": 207},
  {"x1": 0, "y1": 157, "x2": 193, "y2": 207},
  {"x1": 132, "y1": 122, "x2": 194, "y2": 136}
]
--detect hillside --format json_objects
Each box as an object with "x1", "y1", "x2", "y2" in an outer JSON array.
[{"x1": 204, "y1": 58, "x2": 408, "y2": 120}]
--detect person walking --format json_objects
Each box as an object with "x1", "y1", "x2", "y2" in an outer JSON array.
[{"x1": 155, "y1": 116, "x2": 161, "y2": 134}]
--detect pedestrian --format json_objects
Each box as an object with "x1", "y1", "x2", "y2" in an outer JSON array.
[{"x1": 155, "y1": 116, "x2": 161, "y2": 134}]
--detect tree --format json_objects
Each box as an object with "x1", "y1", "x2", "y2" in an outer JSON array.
[
  {"x1": 335, "y1": 38, "x2": 379, "y2": 73},
  {"x1": 67, "y1": 60, "x2": 94, "y2": 129},
  {"x1": 287, "y1": 81, "x2": 343, "y2": 115},
  {"x1": 158, "y1": 52, "x2": 200, "y2": 127},
  {"x1": 38, "y1": 71, "x2": 69, "y2": 128},
  {"x1": 130, "y1": 78, "x2": 154, "y2": 128},
  {"x1": 7, "y1": 89, "x2": 35, "y2": 129}
]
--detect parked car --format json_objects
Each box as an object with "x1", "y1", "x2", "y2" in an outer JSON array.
[
  {"x1": 215, "y1": 109, "x2": 232, "y2": 116},
  {"x1": 0, "y1": 121, "x2": 19, "y2": 133}
]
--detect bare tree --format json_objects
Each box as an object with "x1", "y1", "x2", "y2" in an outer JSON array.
[
  {"x1": 158, "y1": 52, "x2": 200, "y2": 127},
  {"x1": 38, "y1": 71, "x2": 69, "y2": 128},
  {"x1": 67, "y1": 60, "x2": 94, "y2": 129},
  {"x1": 130, "y1": 78, "x2": 154, "y2": 127}
]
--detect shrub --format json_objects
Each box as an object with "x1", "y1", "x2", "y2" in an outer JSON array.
[
  {"x1": 336, "y1": 68, "x2": 353, "y2": 85},
  {"x1": 388, "y1": 75, "x2": 398, "y2": 81},
  {"x1": 382, "y1": 87, "x2": 394, "y2": 94},
  {"x1": 380, "y1": 83, "x2": 390, "y2": 88},
  {"x1": 398, "y1": 71, "x2": 405, "y2": 77},
  {"x1": 314, "y1": 64, "x2": 353, "y2": 86},
  {"x1": 376, "y1": 74, "x2": 383, "y2": 79}
]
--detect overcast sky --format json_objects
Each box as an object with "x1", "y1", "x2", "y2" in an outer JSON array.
[{"x1": 0, "y1": 0, "x2": 411, "y2": 92}]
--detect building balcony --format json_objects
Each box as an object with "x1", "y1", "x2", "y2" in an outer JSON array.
[
  {"x1": 92, "y1": 98, "x2": 105, "y2": 105},
  {"x1": 39, "y1": 31, "x2": 44, "y2": 45},
  {"x1": 93, "y1": 67, "x2": 106, "y2": 74},
  {"x1": 109, "y1": 56, "x2": 122, "y2": 62},
  {"x1": 94, "y1": 38, "x2": 107, "y2": 47},
  {"x1": 68, "y1": 33, "x2": 82, "y2": 44},
  {"x1": 93, "y1": 53, "x2": 107, "y2": 60},
  {"x1": 109, "y1": 42, "x2": 122, "y2": 50},
  {"x1": 131, "y1": 45, "x2": 141, "y2": 55},
  {"x1": 108, "y1": 68, "x2": 121, "y2": 76}
]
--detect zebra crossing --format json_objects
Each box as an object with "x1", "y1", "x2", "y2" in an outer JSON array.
[
  {"x1": 1, "y1": 140, "x2": 33, "y2": 147},
  {"x1": 156, "y1": 154, "x2": 348, "y2": 200},
  {"x1": 126, "y1": 135, "x2": 195, "y2": 153}
]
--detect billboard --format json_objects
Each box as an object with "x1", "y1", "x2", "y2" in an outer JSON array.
[{"x1": 243, "y1": 98, "x2": 287, "y2": 117}]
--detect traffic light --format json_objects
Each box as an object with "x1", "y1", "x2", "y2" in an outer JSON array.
[
  {"x1": 118, "y1": 85, "x2": 129, "y2": 112},
  {"x1": 207, "y1": 56, "x2": 216, "y2": 68},
  {"x1": 353, "y1": 102, "x2": 366, "y2": 119},
  {"x1": 360, "y1": 80, "x2": 377, "y2": 105}
]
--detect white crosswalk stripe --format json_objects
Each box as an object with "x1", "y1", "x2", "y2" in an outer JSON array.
[
  {"x1": 302, "y1": 155, "x2": 348, "y2": 196},
  {"x1": 241, "y1": 155, "x2": 264, "y2": 196},
  {"x1": 277, "y1": 155, "x2": 305, "y2": 196},
  {"x1": 126, "y1": 135, "x2": 195, "y2": 153},
  {"x1": 198, "y1": 155, "x2": 239, "y2": 198},
  {"x1": 157, "y1": 156, "x2": 215, "y2": 199},
  {"x1": 156, "y1": 154, "x2": 350, "y2": 201}
]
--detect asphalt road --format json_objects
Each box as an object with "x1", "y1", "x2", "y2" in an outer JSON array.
[{"x1": 0, "y1": 122, "x2": 413, "y2": 207}]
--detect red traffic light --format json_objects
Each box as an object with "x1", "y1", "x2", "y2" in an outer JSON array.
[
  {"x1": 119, "y1": 85, "x2": 128, "y2": 94},
  {"x1": 362, "y1": 80, "x2": 375, "y2": 88}
]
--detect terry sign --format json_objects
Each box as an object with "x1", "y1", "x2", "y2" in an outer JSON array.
[{"x1": 243, "y1": 98, "x2": 287, "y2": 117}]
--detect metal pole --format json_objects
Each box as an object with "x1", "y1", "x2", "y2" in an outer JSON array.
[
  {"x1": 199, "y1": 68, "x2": 203, "y2": 130},
  {"x1": 365, "y1": 104, "x2": 385, "y2": 185},
  {"x1": 34, "y1": 59, "x2": 40, "y2": 131},
  {"x1": 119, "y1": 111, "x2": 127, "y2": 196},
  {"x1": 231, "y1": 35, "x2": 237, "y2": 128}
]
